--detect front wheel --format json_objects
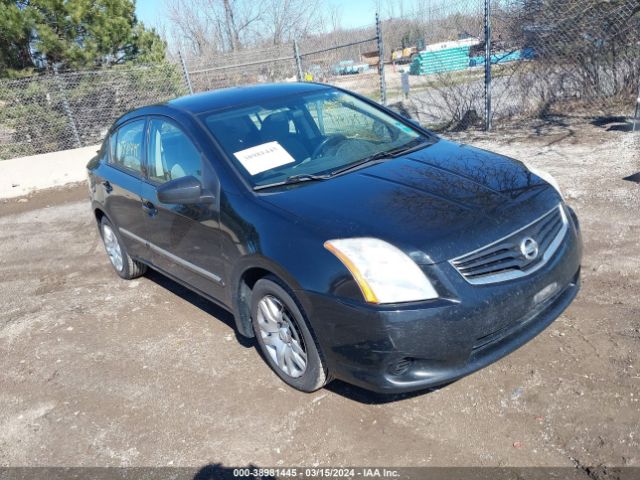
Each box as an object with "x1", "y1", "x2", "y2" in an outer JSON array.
[{"x1": 251, "y1": 277, "x2": 329, "y2": 392}]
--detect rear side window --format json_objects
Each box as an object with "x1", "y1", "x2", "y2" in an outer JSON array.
[
  {"x1": 147, "y1": 119, "x2": 202, "y2": 184},
  {"x1": 109, "y1": 120, "x2": 146, "y2": 174}
]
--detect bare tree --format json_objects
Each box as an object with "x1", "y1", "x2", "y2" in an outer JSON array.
[
  {"x1": 258, "y1": 0, "x2": 323, "y2": 45},
  {"x1": 165, "y1": 0, "x2": 218, "y2": 56},
  {"x1": 222, "y1": 0, "x2": 240, "y2": 50},
  {"x1": 163, "y1": 0, "x2": 323, "y2": 55},
  {"x1": 213, "y1": 0, "x2": 265, "y2": 50},
  {"x1": 322, "y1": 3, "x2": 343, "y2": 33}
]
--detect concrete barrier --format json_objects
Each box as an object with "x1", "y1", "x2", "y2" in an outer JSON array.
[{"x1": 0, "y1": 144, "x2": 100, "y2": 199}]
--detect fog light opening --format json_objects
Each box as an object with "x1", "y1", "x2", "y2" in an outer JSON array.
[{"x1": 388, "y1": 357, "x2": 413, "y2": 376}]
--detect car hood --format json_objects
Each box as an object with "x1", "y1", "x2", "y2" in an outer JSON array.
[{"x1": 260, "y1": 139, "x2": 560, "y2": 263}]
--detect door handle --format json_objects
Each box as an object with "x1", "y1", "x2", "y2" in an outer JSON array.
[
  {"x1": 102, "y1": 180, "x2": 113, "y2": 193},
  {"x1": 142, "y1": 200, "x2": 158, "y2": 216}
]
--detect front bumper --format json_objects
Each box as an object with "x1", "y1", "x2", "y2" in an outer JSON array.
[{"x1": 301, "y1": 208, "x2": 583, "y2": 394}]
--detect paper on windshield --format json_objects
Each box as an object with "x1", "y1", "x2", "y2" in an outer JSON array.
[{"x1": 233, "y1": 141, "x2": 295, "y2": 175}]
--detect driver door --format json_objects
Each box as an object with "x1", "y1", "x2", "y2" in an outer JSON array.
[{"x1": 140, "y1": 117, "x2": 226, "y2": 301}]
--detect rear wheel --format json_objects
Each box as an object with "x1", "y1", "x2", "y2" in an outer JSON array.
[
  {"x1": 251, "y1": 276, "x2": 328, "y2": 392},
  {"x1": 100, "y1": 217, "x2": 146, "y2": 280}
]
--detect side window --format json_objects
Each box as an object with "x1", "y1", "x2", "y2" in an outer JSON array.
[
  {"x1": 109, "y1": 120, "x2": 145, "y2": 174},
  {"x1": 147, "y1": 119, "x2": 202, "y2": 184}
]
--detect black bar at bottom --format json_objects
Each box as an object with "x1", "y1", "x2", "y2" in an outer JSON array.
[{"x1": 1, "y1": 467, "x2": 640, "y2": 480}]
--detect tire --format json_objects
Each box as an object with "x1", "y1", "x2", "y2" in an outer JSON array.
[
  {"x1": 251, "y1": 276, "x2": 329, "y2": 392},
  {"x1": 99, "y1": 216, "x2": 147, "y2": 280}
]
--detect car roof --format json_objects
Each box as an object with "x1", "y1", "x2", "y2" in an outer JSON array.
[
  {"x1": 166, "y1": 82, "x2": 332, "y2": 115},
  {"x1": 111, "y1": 82, "x2": 336, "y2": 132}
]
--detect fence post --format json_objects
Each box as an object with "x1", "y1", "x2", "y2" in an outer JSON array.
[
  {"x1": 376, "y1": 13, "x2": 387, "y2": 105},
  {"x1": 52, "y1": 64, "x2": 81, "y2": 149},
  {"x1": 484, "y1": 0, "x2": 492, "y2": 131},
  {"x1": 633, "y1": 81, "x2": 640, "y2": 133},
  {"x1": 293, "y1": 39, "x2": 304, "y2": 81},
  {"x1": 178, "y1": 50, "x2": 194, "y2": 95}
]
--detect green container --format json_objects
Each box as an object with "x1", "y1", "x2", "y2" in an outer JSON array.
[{"x1": 410, "y1": 46, "x2": 471, "y2": 75}]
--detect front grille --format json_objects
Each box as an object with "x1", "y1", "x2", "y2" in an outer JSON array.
[{"x1": 450, "y1": 205, "x2": 568, "y2": 285}]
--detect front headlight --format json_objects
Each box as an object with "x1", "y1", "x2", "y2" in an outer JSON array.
[
  {"x1": 324, "y1": 237, "x2": 438, "y2": 304},
  {"x1": 525, "y1": 164, "x2": 564, "y2": 199}
]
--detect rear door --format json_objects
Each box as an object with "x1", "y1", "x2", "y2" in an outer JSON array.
[
  {"x1": 140, "y1": 117, "x2": 226, "y2": 301},
  {"x1": 102, "y1": 118, "x2": 148, "y2": 260}
]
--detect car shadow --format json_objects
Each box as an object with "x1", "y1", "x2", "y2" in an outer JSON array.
[
  {"x1": 325, "y1": 378, "x2": 447, "y2": 404},
  {"x1": 143, "y1": 269, "x2": 452, "y2": 403},
  {"x1": 193, "y1": 463, "x2": 275, "y2": 479},
  {"x1": 623, "y1": 172, "x2": 640, "y2": 184},
  {"x1": 143, "y1": 268, "x2": 255, "y2": 348}
]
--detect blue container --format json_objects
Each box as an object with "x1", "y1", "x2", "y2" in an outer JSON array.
[{"x1": 469, "y1": 48, "x2": 535, "y2": 67}]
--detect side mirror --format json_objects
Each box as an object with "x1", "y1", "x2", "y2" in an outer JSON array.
[{"x1": 157, "y1": 175, "x2": 213, "y2": 204}]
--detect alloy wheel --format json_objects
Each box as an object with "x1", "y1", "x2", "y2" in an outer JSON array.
[{"x1": 256, "y1": 295, "x2": 307, "y2": 378}]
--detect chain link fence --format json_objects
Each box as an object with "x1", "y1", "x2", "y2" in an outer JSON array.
[
  {"x1": 380, "y1": 0, "x2": 639, "y2": 129},
  {"x1": 183, "y1": 44, "x2": 298, "y2": 92},
  {"x1": 296, "y1": 23, "x2": 383, "y2": 101},
  {"x1": 379, "y1": 0, "x2": 489, "y2": 128},
  {"x1": 178, "y1": 16, "x2": 387, "y2": 102},
  {"x1": 1, "y1": 1, "x2": 638, "y2": 160},
  {"x1": 495, "y1": 0, "x2": 640, "y2": 119},
  {"x1": 0, "y1": 63, "x2": 186, "y2": 160}
]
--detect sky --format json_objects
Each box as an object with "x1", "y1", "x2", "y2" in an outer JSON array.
[{"x1": 135, "y1": 0, "x2": 425, "y2": 33}]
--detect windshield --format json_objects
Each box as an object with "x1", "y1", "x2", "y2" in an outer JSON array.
[{"x1": 202, "y1": 89, "x2": 433, "y2": 188}]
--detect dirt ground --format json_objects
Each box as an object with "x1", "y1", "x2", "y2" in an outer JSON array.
[{"x1": 0, "y1": 118, "x2": 639, "y2": 471}]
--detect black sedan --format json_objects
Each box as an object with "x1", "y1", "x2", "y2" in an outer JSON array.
[{"x1": 87, "y1": 83, "x2": 582, "y2": 393}]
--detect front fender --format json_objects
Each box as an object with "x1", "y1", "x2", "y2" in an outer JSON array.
[{"x1": 223, "y1": 192, "x2": 364, "y2": 337}]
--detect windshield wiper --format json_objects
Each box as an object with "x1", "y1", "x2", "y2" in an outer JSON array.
[
  {"x1": 386, "y1": 136, "x2": 435, "y2": 156},
  {"x1": 327, "y1": 151, "x2": 393, "y2": 177},
  {"x1": 326, "y1": 138, "x2": 434, "y2": 178},
  {"x1": 253, "y1": 173, "x2": 330, "y2": 191}
]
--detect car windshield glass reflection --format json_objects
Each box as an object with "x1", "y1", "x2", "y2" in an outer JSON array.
[{"x1": 203, "y1": 90, "x2": 434, "y2": 188}]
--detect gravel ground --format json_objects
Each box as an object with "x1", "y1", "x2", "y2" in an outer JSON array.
[{"x1": 0, "y1": 119, "x2": 638, "y2": 470}]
